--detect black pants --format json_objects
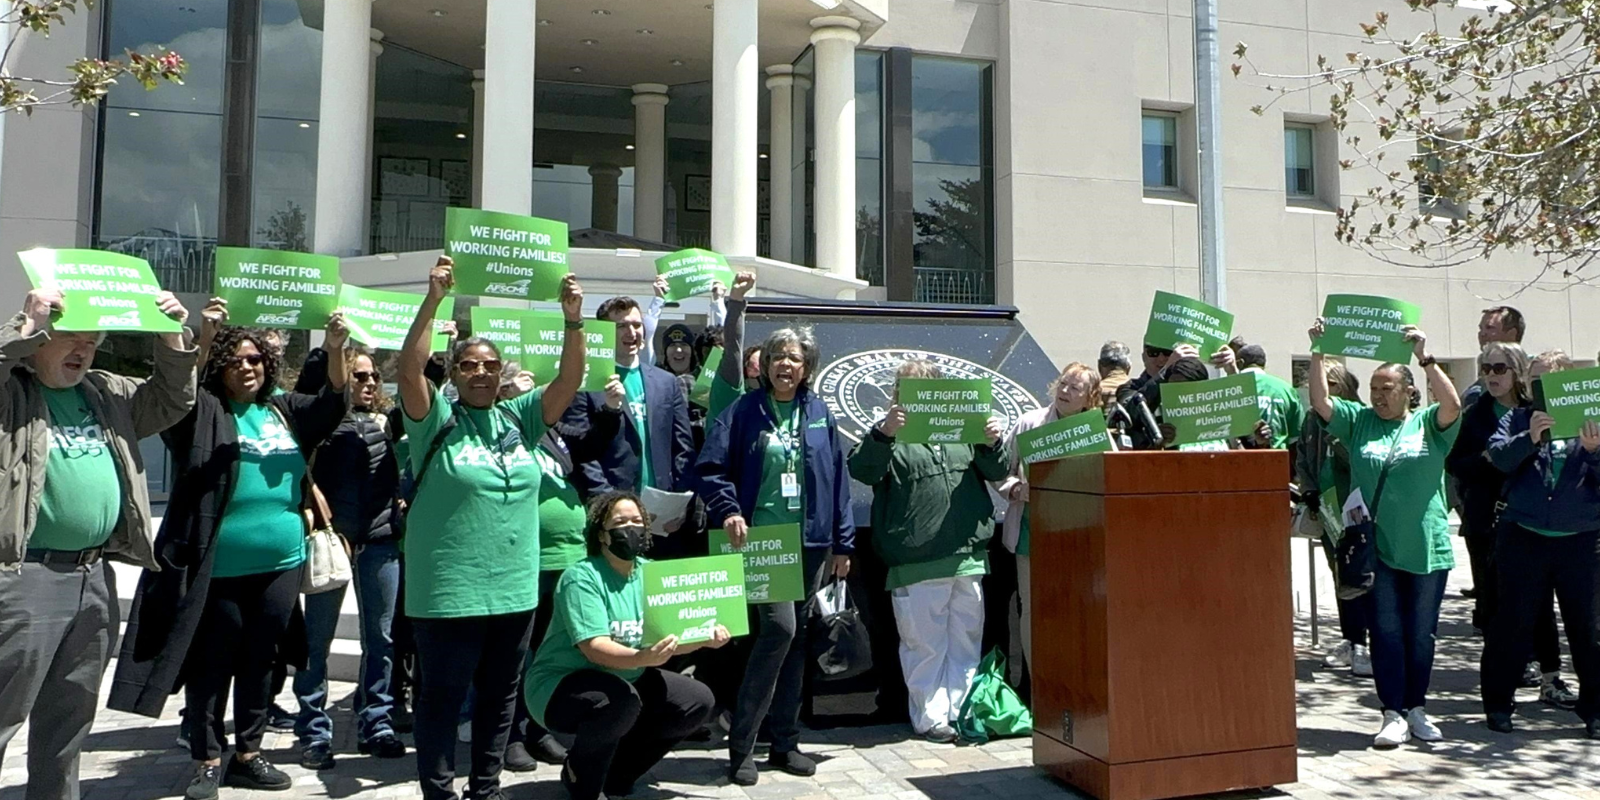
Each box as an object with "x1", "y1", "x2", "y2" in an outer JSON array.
[
  {"x1": 183, "y1": 569, "x2": 300, "y2": 762},
  {"x1": 729, "y1": 547, "x2": 830, "y2": 758},
  {"x1": 1320, "y1": 532, "x2": 1371, "y2": 647},
  {"x1": 1481, "y1": 523, "x2": 1600, "y2": 720},
  {"x1": 1463, "y1": 517, "x2": 1496, "y2": 629},
  {"x1": 545, "y1": 668, "x2": 714, "y2": 800},
  {"x1": 392, "y1": 559, "x2": 418, "y2": 710},
  {"x1": 852, "y1": 530, "x2": 909, "y2": 722},
  {"x1": 1472, "y1": 518, "x2": 1564, "y2": 673},
  {"x1": 412, "y1": 610, "x2": 537, "y2": 800},
  {"x1": 510, "y1": 571, "x2": 562, "y2": 745}
]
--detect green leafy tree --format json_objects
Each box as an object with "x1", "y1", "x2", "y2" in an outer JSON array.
[
  {"x1": 258, "y1": 201, "x2": 310, "y2": 252},
  {"x1": 1, "y1": 1, "x2": 186, "y2": 115},
  {"x1": 912, "y1": 177, "x2": 986, "y2": 271},
  {"x1": 1234, "y1": 0, "x2": 1600, "y2": 281}
]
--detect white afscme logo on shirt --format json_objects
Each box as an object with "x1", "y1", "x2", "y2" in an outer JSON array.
[
  {"x1": 453, "y1": 441, "x2": 534, "y2": 468},
  {"x1": 49, "y1": 423, "x2": 108, "y2": 456},
  {"x1": 611, "y1": 619, "x2": 644, "y2": 647},
  {"x1": 241, "y1": 418, "x2": 300, "y2": 457}
]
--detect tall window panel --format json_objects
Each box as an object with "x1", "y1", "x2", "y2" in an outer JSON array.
[
  {"x1": 910, "y1": 56, "x2": 993, "y2": 305},
  {"x1": 1284, "y1": 124, "x2": 1315, "y2": 199},
  {"x1": 1141, "y1": 113, "x2": 1179, "y2": 191},
  {"x1": 253, "y1": 0, "x2": 322, "y2": 251},
  {"x1": 856, "y1": 51, "x2": 884, "y2": 286}
]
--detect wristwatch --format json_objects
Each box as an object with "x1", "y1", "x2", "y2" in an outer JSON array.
[
  {"x1": 1418, "y1": 354, "x2": 1437, "y2": 368},
  {"x1": 564, "y1": 319, "x2": 584, "y2": 331}
]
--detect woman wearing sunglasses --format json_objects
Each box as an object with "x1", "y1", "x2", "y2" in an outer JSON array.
[
  {"x1": 285, "y1": 346, "x2": 410, "y2": 769},
  {"x1": 524, "y1": 492, "x2": 725, "y2": 800},
  {"x1": 396, "y1": 256, "x2": 588, "y2": 800},
  {"x1": 1447, "y1": 344, "x2": 1575, "y2": 709},
  {"x1": 112, "y1": 302, "x2": 351, "y2": 799}
]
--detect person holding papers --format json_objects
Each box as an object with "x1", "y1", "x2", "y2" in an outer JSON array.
[
  {"x1": 848, "y1": 358, "x2": 1009, "y2": 744},
  {"x1": 1480, "y1": 350, "x2": 1600, "y2": 739},
  {"x1": 396, "y1": 256, "x2": 588, "y2": 800},
  {"x1": 995, "y1": 362, "x2": 1108, "y2": 673},
  {"x1": 524, "y1": 492, "x2": 725, "y2": 800},
  {"x1": 1307, "y1": 318, "x2": 1461, "y2": 748}
]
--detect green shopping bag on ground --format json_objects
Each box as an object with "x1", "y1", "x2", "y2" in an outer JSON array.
[{"x1": 954, "y1": 648, "x2": 1033, "y2": 744}]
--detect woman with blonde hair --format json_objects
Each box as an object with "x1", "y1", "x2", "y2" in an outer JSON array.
[{"x1": 995, "y1": 362, "x2": 1109, "y2": 670}]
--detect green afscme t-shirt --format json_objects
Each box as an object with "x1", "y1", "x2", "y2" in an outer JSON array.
[
  {"x1": 620, "y1": 365, "x2": 653, "y2": 491},
  {"x1": 1327, "y1": 398, "x2": 1460, "y2": 575},
  {"x1": 402, "y1": 386, "x2": 547, "y2": 618},
  {"x1": 32, "y1": 386, "x2": 121, "y2": 551},
  {"x1": 1248, "y1": 369, "x2": 1304, "y2": 449},
  {"x1": 213, "y1": 402, "x2": 307, "y2": 578},
  {"x1": 753, "y1": 400, "x2": 804, "y2": 527},
  {"x1": 535, "y1": 444, "x2": 588, "y2": 572},
  {"x1": 524, "y1": 556, "x2": 646, "y2": 728}
]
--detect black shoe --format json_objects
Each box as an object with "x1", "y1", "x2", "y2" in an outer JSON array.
[
  {"x1": 561, "y1": 760, "x2": 606, "y2": 800},
  {"x1": 1461, "y1": 587, "x2": 1477, "y2": 599},
  {"x1": 530, "y1": 734, "x2": 568, "y2": 765},
  {"x1": 266, "y1": 704, "x2": 296, "y2": 732},
  {"x1": 729, "y1": 751, "x2": 759, "y2": 786},
  {"x1": 1587, "y1": 719, "x2": 1600, "y2": 740},
  {"x1": 358, "y1": 733, "x2": 407, "y2": 759},
  {"x1": 300, "y1": 741, "x2": 335, "y2": 771},
  {"x1": 226, "y1": 755, "x2": 293, "y2": 791},
  {"x1": 768, "y1": 749, "x2": 817, "y2": 777},
  {"x1": 185, "y1": 764, "x2": 221, "y2": 800},
  {"x1": 504, "y1": 741, "x2": 537, "y2": 773},
  {"x1": 1487, "y1": 712, "x2": 1515, "y2": 734}
]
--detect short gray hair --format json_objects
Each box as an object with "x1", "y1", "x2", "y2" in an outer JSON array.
[
  {"x1": 1097, "y1": 340, "x2": 1131, "y2": 376},
  {"x1": 758, "y1": 326, "x2": 820, "y2": 393}
]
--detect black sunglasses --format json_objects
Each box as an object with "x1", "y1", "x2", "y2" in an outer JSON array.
[
  {"x1": 226, "y1": 353, "x2": 265, "y2": 368},
  {"x1": 1143, "y1": 346, "x2": 1174, "y2": 359},
  {"x1": 352, "y1": 370, "x2": 382, "y2": 383},
  {"x1": 1479, "y1": 362, "x2": 1513, "y2": 376}
]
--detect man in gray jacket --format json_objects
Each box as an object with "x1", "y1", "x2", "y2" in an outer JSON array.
[{"x1": 0, "y1": 286, "x2": 199, "y2": 800}]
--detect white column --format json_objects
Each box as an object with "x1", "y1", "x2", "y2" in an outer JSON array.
[
  {"x1": 482, "y1": 0, "x2": 536, "y2": 215},
  {"x1": 810, "y1": 17, "x2": 860, "y2": 278},
  {"x1": 631, "y1": 83, "x2": 669, "y2": 242},
  {"x1": 471, "y1": 69, "x2": 486, "y2": 208},
  {"x1": 313, "y1": 0, "x2": 376, "y2": 256},
  {"x1": 589, "y1": 164, "x2": 622, "y2": 232},
  {"x1": 361, "y1": 28, "x2": 383, "y2": 249},
  {"x1": 765, "y1": 65, "x2": 795, "y2": 263},
  {"x1": 711, "y1": 0, "x2": 759, "y2": 255}
]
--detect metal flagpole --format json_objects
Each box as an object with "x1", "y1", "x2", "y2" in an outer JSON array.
[{"x1": 1194, "y1": 0, "x2": 1226, "y2": 307}]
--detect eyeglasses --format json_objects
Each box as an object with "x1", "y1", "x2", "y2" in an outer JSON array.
[
  {"x1": 455, "y1": 359, "x2": 503, "y2": 376},
  {"x1": 352, "y1": 370, "x2": 381, "y2": 383},
  {"x1": 1480, "y1": 362, "x2": 1513, "y2": 376},
  {"x1": 225, "y1": 353, "x2": 265, "y2": 368}
]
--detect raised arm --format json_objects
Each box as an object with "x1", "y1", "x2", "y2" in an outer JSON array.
[
  {"x1": 1307, "y1": 319, "x2": 1333, "y2": 424},
  {"x1": 540, "y1": 274, "x2": 588, "y2": 427},
  {"x1": 643, "y1": 278, "x2": 666, "y2": 366},
  {"x1": 129, "y1": 294, "x2": 200, "y2": 439},
  {"x1": 1407, "y1": 326, "x2": 1460, "y2": 429},
  {"x1": 718, "y1": 272, "x2": 754, "y2": 390},
  {"x1": 399, "y1": 257, "x2": 453, "y2": 422}
]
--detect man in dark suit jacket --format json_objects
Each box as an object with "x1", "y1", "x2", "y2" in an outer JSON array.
[{"x1": 561, "y1": 295, "x2": 695, "y2": 508}]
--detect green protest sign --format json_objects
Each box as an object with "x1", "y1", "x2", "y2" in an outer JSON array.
[
  {"x1": 17, "y1": 248, "x2": 181, "y2": 333},
  {"x1": 337, "y1": 285, "x2": 455, "y2": 351},
  {"x1": 1017, "y1": 409, "x2": 1114, "y2": 465},
  {"x1": 654, "y1": 248, "x2": 735, "y2": 302},
  {"x1": 708, "y1": 523, "x2": 803, "y2": 604},
  {"x1": 897, "y1": 378, "x2": 994, "y2": 444},
  {"x1": 1160, "y1": 373, "x2": 1260, "y2": 446},
  {"x1": 444, "y1": 207, "x2": 569, "y2": 301},
  {"x1": 517, "y1": 310, "x2": 615, "y2": 392},
  {"x1": 1312, "y1": 294, "x2": 1421, "y2": 364},
  {"x1": 1143, "y1": 291, "x2": 1235, "y2": 354},
  {"x1": 690, "y1": 347, "x2": 724, "y2": 409},
  {"x1": 213, "y1": 247, "x2": 340, "y2": 330},
  {"x1": 1538, "y1": 365, "x2": 1600, "y2": 439},
  {"x1": 469, "y1": 306, "x2": 531, "y2": 359},
  {"x1": 642, "y1": 554, "x2": 749, "y2": 644}
]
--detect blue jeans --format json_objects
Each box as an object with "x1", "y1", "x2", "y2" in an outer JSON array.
[
  {"x1": 294, "y1": 584, "x2": 346, "y2": 745},
  {"x1": 1369, "y1": 559, "x2": 1449, "y2": 713},
  {"x1": 354, "y1": 542, "x2": 401, "y2": 742}
]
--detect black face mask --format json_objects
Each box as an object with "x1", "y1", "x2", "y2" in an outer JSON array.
[{"x1": 605, "y1": 524, "x2": 649, "y2": 561}]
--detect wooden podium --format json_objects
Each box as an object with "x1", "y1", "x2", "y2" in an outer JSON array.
[{"x1": 1028, "y1": 451, "x2": 1297, "y2": 800}]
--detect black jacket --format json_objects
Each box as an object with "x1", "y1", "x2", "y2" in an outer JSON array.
[
  {"x1": 295, "y1": 349, "x2": 402, "y2": 545},
  {"x1": 559, "y1": 362, "x2": 694, "y2": 500},
  {"x1": 1446, "y1": 393, "x2": 1521, "y2": 537},
  {"x1": 1489, "y1": 406, "x2": 1600, "y2": 533},
  {"x1": 108, "y1": 380, "x2": 347, "y2": 718}
]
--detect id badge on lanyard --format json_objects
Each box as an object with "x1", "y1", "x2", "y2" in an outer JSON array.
[{"x1": 769, "y1": 401, "x2": 802, "y2": 511}]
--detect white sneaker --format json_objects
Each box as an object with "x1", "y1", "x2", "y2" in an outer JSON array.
[
  {"x1": 1323, "y1": 640, "x2": 1353, "y2": 668},
  {"x1": 1406, "y1": 708, "x2": 1443, "y2": 742},
  {"x1": 1351, "y1": 645, "x2": 1373, "y2": 677},
  {"x1": 457, "y1": 721, "x2": 471, "y2": 743},
  {"x1": 1374, "y1": 710, "x2": 1411, "y2": 747}
]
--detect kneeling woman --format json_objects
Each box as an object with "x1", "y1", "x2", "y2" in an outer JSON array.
[{"x1": 524, "y1": 493, "x2": 726, "y2": 800}]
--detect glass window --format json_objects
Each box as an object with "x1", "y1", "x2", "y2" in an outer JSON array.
[
  {"x1": 1284, "y1": 124, "x2": 1315, "y2": 198},
  {"x1": 253, "y1": 0, "x2": 321, "y2": 249},
  {"x1": 371, "y1": 44, "x2": 472, "y2": 254},
  {"x1": 1142, "y1": 113, "x2": 1178, "y2": 190},
  {"x1": 531, "y1": 82, "x2": 638, "y2": 236},
  {"x1": 856, "y1": 51, "x2": 884, "y2": 286},
  {"x1": 911, "y1": 56, "x2": 992, "y2": 304},
  {"x1": 792, "y1": 50, "x2": 814, "y2": 266}
]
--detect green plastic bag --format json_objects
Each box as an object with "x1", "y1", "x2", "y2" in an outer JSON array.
[{"x1": 954, "y1": 648, "x2": 1033, "y2": 744}]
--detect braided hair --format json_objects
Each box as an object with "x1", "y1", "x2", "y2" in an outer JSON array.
[{"x1": 200, "y1": 326, "x2": 283, "y2": 405}]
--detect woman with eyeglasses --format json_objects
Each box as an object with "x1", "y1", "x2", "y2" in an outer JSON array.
[
  {"x1": 1447, "y1": 343, "x2": 1575, "y2": 709},
  {"x1": 111, "y1": 302, "x2": 350, "y2": 800},
  {"x1": 524, "y1": 492, "x2": 724, "y2": 800},
  {"x1": 397, "y1": 257, "x2": 588, "y2": 800},
  {"x1": 1307, "y1": 318, "x2": 1461, "y2": 748},
  {"x1": 284, "y1": 345, "x2": 409, "y2": 770},
  {"x1": 1481, "y1": 350, "x2": 1600, "y2": 738}
]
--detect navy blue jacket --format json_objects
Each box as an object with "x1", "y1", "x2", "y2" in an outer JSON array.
[
  {"x1": 560, "y1": 362, "x2": 694, "y2": 499},
  {"x1": 1488, "y1": 407, "x2": 1600, "y2": 533},
  {"x1": 694, "y1": 386, "x2": 856, "y2": 554}
]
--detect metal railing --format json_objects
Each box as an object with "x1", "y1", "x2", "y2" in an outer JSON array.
[
  {"x1": 914, "y1": 266, "x2": 994, "y2": 305},
  {"x1": 98, "y1": 232, "x2": 217, "y2": 294}
]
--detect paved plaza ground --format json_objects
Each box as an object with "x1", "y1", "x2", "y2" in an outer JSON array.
[{"x1": 6, "y1": 538, "x2": 1600, "y2": 800}]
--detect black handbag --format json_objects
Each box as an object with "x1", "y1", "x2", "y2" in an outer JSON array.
[
  {"x1": 1336, "y1": 434, "x2": 1402, "y2": 600},
  {"x1": 807, "y1": 576, "x2": 874, "y2": 682}
]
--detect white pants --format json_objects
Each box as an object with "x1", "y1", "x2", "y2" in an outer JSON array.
[
  {"x1": 891, "y1": 574, "x2": 985, "y2": 734},
  {"x1": 1017, "y1": 555, "x2": 1033, "y2": 671}
]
